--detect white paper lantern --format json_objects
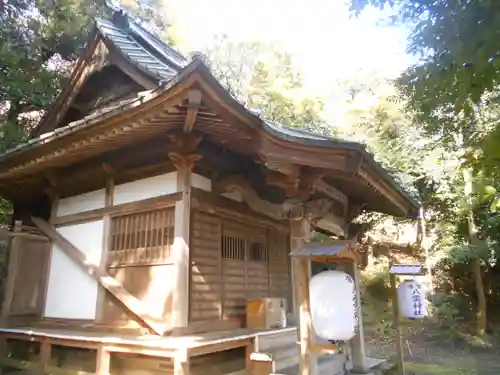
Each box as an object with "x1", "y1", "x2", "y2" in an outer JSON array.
[
  {"x1": 309, "y1": 270, "x2": 358, "y2": 341},
  {"x1": 397, "y1": 279, "x2": 427, "y2": 319}
]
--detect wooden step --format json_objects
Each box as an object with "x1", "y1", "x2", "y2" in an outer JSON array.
[
  {"x1": 255, "y1": 329, "x2": 297, "y2": 351},
  {"x1": 270, "y1": 354, "x2": 348, "y2": 375}
]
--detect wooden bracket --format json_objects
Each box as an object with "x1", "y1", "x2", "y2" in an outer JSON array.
[
  {"x1": 168, "y1": 152, "x2": 201, "y2": 171},
  {"x1": 43, "y1": 171, "x2": 59, "y2": 202},
  {"x1": 183, "y1": 90, "x2": 202, "y2": 134},
  {"x1": 168, "y1": 133, "x2": 203, "y2": 170},
  {"x1": 102, "y1": 163, "x2": 114, "y2": 176},
  {"x1": 44, "y1": 171, "x2": 58, "y2": 188}
]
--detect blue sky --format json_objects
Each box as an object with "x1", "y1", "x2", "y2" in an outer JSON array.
[{"x1": 167, "y1": 0, "x2": 413, "y2": 119}]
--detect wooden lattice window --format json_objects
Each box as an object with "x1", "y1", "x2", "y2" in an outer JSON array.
[
  {"x1": 108, "y1": 207, "x2": 174, "y2": 267},
  {"x1": 249, "y1": 241, "x2": 268, "y2": 262},
  {"x1": 221, "y1": 236, "x2": 245, "y2": 260}
]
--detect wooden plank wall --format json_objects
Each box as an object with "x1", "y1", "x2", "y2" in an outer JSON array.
[
  {"x1": 101, "y1": 207, "x2": 176, "y2": 327},
  {"x1": 8, "y1": 237, "x2": 50, "y2": 317},
  {"x1": 190, "y1": 211, "x2": 221, "y2": 322},
  {"x1": 190, "y1": 210, "x2": 290, "y2": 324},
  {"x1": 268, "y1": 230, "x2": 292, "y2": 312}
]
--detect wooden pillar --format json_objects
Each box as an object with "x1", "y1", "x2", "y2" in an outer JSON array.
[
  {"x1": 96, "y1": 346, "x2": 111, "y2": 375},
  {"x1": 96, "y1": 176, "x2": 114, "y2": 323},
  {"x1": 290, "y1": 219, "x2": 316, "y2": 375},
  {"x1": 170, "y1": 152, "x2": 200, "y2": 328},
  {"x1": 349, "y1": 261, "x2": 368, "y2": 373}
]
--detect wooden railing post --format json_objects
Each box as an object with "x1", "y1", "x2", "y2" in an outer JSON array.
[
  {"x1": 37, "y1": 340, "x2": 51, "y2": 375},
  {"x1": 96, "y1": 345, "x2": 111, "y2": 375}
]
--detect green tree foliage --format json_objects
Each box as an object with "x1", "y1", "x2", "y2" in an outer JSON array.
[
  {"x1": 1, "y1": 0, "x2": 101, "y2": 149},
  {"x1": 349, "y1": 0, "x2": 500, "y2": 335},
  {"x1": 118, "y1": 0, "x2": 181, "y2": 45},
  {"x1": 350, "y1": 0, "x2": 500, "y2": 117},
  {"x1": 204, "y1": 35, "x2": 330, "y2": 135}
]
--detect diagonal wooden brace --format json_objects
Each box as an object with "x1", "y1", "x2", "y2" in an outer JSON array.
[{"x1": 32, "y1": 216, "x2": 167, "y2": 335}]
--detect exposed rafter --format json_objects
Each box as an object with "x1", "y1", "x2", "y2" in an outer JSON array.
[{"x1": 183, "y1": 90, "x2": 202, "y2": 133}]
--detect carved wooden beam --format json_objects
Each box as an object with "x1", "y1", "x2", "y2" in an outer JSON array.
[
  {"x1": 304, "y1": 198, "x2": 334, "y2": 220},
  {"x1": 259, "y1": 156, "x2": 301, "y2": 178},
  {"x1": 296, "y1": 170, "x2": 324, "y2": 201},
  {"x1": 183, "y1": 90, "x2": 202, "y2": 134},
  {"x1": 214, "y1": 175, "x2": 303, "y2": 220}
]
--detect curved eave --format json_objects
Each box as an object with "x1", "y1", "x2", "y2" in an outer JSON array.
[
  {"x1": 0, "y1": 58, "x2": 418, "y2": 217},
  {"x1": 191, "y1": 63, "x2": 419, "y2": 217},
  {"x1": 262, "y1": 121, "x2": 419, "y2": 213}
]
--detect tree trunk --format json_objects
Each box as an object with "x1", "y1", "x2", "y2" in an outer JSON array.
[
  {"x1": 463, "y1": 167, "x2": 487, "y2": 336},
  {"x1": 419, "y1": 205, "x2": 434, "y2": 295}
]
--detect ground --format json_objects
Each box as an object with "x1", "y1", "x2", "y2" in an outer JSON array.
[{"x1": 364, "y1": 321, "x2": 500, "y2": 375}]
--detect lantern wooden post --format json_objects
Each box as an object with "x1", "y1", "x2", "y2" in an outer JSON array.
[
  {"x1": 390, "y1": 273, "x2": 405, "y2": 375},
  {"x1": 389, "y1": 264, "x2": 426, "y2": 375},
  {"x1": 290, "y1": 239, "x2": 361, "y2": 375},
  {"x1": 349, "y1": 260, "x2": 368, "y2": 373}
]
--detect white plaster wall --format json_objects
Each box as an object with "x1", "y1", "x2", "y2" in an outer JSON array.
[
  {"x1": 192, "y1": 173, "x2": 212, "y2": 192},
  {"x1": 44, "y1": 220, "x2": 104, "y2": 320},
  {"x1": 56, "y1": 189, "x2": 105, "y2": 217},
  {"x1": 114, "y1": 172, "x2": 178, "y2": 205}
]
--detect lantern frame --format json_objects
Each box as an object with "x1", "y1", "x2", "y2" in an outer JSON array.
[
  {"x1": 388, "y1": 263, "x2": 426, "y2": 375},
  {"x1": 289, "y1": 240, "x2": 363, "y2": 374}
]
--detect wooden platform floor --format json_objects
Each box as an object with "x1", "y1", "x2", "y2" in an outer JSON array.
[{"x1": 0, "y1": 326, "x2": 297, "y2": 357}]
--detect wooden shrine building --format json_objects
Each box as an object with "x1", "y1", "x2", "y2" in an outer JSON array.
[{"x1": 0, "y1": 5, "x2": 418, "y2": 375}]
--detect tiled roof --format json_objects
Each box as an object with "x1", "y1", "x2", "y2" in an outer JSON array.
[{"x1": 95, "y1": 16, "x2": 187, "y2": 81}]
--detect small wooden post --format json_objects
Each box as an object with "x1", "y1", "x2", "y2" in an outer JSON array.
[
  {"x1": 37, "y1": 340, "x2": 51, "y2": 375},
  {"x1": 391, "y1": 273, "x2": 405, "y2": 375},
  {"x1": 96, "y1": 346, "x2": 111, "y2": 375},
  {"x1": 174, "y1": 350, "x2": 190, "y2": 375},
  {"x1": 245, "y1": 341, "x2": 254, "y2": 375},
  {"x1": 349, "y1": 261, "x2": 367, "y2": 373},
  {"x1": 0, "y1": 335, "x2": 7, "y2": 375}
]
